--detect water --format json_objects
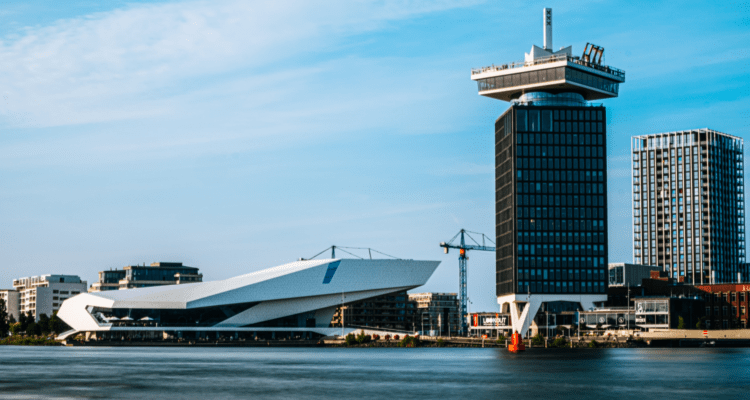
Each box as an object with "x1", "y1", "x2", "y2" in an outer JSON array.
[{"x1": 1, "y1": 347, "x2": 749, "y2": 399}]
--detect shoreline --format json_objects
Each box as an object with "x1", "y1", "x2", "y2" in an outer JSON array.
[{"x1": 46, "y1": 337, "x2": 750, "y2": 348}]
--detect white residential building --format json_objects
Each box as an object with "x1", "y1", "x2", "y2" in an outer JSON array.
[
  {"x1": 0, "y1": 289, "x2": 20, "y2": 321},
  {"x1": 12, "y1": 275, "x2": 87, "y2": 320}
]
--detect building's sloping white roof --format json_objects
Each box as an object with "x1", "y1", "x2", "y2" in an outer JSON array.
[{"x1": 58, "y1": 258, "x2": 440, "y2": 334}]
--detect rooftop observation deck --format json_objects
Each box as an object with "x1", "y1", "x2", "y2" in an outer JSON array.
[
  {"x1": 471, "y1": 53, "x2": 625, "y2": 80},
  {"x1": 470, "y1": 53, "x2": 625, "y2": 102}
]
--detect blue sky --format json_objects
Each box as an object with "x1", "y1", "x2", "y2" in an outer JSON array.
[{"x1": 0, "y1": 0, "x2": 748, "y2": 312}]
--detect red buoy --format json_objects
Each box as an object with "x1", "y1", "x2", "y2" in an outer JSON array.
[{"x1": 508, "y1": 331, "x2": 526, "y2": 352}]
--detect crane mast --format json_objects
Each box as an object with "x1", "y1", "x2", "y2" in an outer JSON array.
[{"x1": 440, "y1": 229, "x2": 495, "y2": 336}]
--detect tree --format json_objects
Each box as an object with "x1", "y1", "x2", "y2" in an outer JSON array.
[
  {"x1": 344, "y1": 333, "x2": 356, "y2": 346},
  {"x1": 0, "y1": 299, "x2": 9, "y2": 338},
  {"x1": 19, "y1": 312, "x2": 33, "y2": 334},
  {"x1": 677, "y1": 316, "x2": 686, "y2": 330},
  {"x1": 531, "y1": 333, "x2": 545, "y2": 346},
  {"x1": 355, "y1": 330, "x2": 371, "y2": 344},
  {"x1": 37, "y1": 314, "x2": 51, "y2": 335},
  {"x1": 26, "y1": 322, "x2": 41, "y2": 337},
  {"x1": 49, "y1": 312, "x2": 70, "y2": 335}
]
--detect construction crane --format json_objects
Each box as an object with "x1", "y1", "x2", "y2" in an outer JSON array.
[{"x1": 440, "y1": 229, "x2": 495, "y2": 336}]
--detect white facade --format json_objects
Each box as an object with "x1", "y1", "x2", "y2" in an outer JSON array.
[
  {"x1": 12, "y1": 275, "x2": 87, "y2": 320},
  {"x1": 0, "y1": 290, "x2": 20, "y2": 321},
  {"x1": 57, "y1": 258, "x2": 439, "y2": 340},
  {"x1": 498, "y1": 293, "x2": 606, "y2": 336}
]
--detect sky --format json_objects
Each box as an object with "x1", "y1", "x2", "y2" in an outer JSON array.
[{"x1": 0, "y1": 0, "x2": 748, "y2": 312}]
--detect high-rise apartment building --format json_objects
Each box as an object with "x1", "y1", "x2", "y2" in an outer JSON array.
[
  {"x1": 12, "y1": 275, "x2": 87, "y2": 320},
  {"x1": 631, "y1": 129, "x2": 745, "y2": 284},
  {"x1": 89, "y1": 262, "x2": 202, "y2": 292},
  {"x1": 470, "y1": 8, "x2": 625, "y2": 335}
]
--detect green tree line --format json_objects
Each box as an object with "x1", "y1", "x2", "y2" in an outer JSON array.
[{"x1": 0, "y1": 298, "x2": 70, "y2": 338}]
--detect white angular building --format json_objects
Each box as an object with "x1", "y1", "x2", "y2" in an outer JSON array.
[{"x1": 57, "y1": 258, "x2": 439, "y2": 340}]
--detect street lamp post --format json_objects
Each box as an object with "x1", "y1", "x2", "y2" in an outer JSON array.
[{"x1": 627, "y1": 283, "x2": 631, "y2": 333}]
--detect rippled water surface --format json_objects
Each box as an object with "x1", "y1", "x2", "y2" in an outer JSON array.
[{"x1": 1, "y1": 346, "x2": 749, "y2": 399}]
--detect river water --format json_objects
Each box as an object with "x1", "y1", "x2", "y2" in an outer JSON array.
[{"x1": 1, "y1": 346, "x2": 748, "y2": 399}]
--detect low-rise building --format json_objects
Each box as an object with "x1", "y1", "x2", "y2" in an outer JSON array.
[
  {"x1": 12, "y1": 275, "x2": 87, "y2": 320},
  {"x1": 577, "y1": 296, "x2": 705, "y2": 331},
  {"x1": 89, "y1": 262, "x2": 202, "y2": 292},
  {"x1": 409, "y1": 292, "x2": 459, "y2": 337},
  {"x1": 467, "y1": 312, "x2": 511, "y2": 338},
  {"x1": 608, "y1": 263, "x2": 661, "y2": 287},
  {"x1": 0, "y1": 289, "x2": 20, "y2": 321},
  {"x1": 331, "y1": 290, "x2": 417, "y2": 333},
  {"x1": 694, "y1": 283, "x2": 750, "y2": 329}
]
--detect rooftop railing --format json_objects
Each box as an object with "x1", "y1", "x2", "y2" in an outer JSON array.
[{"x1": 472, "y1": 53, "x2": 625, "y2": 80}]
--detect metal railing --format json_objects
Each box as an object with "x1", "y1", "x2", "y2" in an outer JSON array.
[{"x1": 471, "y1": 53, "x2": 625, "y2": 79}]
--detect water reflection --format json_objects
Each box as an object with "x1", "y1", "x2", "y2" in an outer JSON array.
[{"x1": 1, "y1": 347, "x2": 749, "y2": 399}]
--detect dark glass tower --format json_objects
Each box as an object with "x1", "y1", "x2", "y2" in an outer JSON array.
[
  {"x1": 471, "y1": 8, "x2": 624, "y2": 335},
  {"x1": 496, "y1": 105, "x2": 608, "y2": 296}
]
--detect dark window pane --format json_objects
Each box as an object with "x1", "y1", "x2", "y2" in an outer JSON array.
[
  {"x1": 542, "y1": 110, "x2": 552, "y2": 132},
  {"x1": 529, "y1": 110, "x2": 540, "y2": 132},
  {"x1": 517, "y1": 110, "x2": 528, "y2": 131}
]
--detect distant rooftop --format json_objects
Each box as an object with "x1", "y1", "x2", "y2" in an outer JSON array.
[{"x1": 632, "y1": 128, "x2": 743, "y2": 151}]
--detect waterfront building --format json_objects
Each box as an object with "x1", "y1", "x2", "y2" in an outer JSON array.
[
  {"x1": 57, "y1": 258, "x2": 439, "y2": 340},
  {"x1": 331, "y1": 290, "x2": 417, "y2": 333},
  {"x1": 12, "y1": 275, "x2": 87, "y2": 320},
  {"x1": 608, "y1": 263, "x2": 661, "y2": 287},
  {"x1": 578, "y1": 296, "x2": 704, "y2": 332},
  {"x1": 89, "y1": 262, "x2": 202, "y2": 292},
  {"x1": 468, "y1": 312, "x2": 511, "y2": 337},
  {"x1": 694, "y1": 283, "x2": 750, "y2": 329},
  {"x1": 0, "y1": 289, "x2": 20, "y2": 321},
  {"x1": 409, "y1": 292, "x2": 460, "y2": 336},
  {"x1": 604, "y1": 269, "x2": 750, "y2": 330},
  {"x1": 631, "y1": 129, "x2": 745, "y2": 284},
  {"x1": 470, "y1": 8, "x2": 625, "y2": 335}
]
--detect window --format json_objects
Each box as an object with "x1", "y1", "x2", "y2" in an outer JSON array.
[
  {"x1": 517, "y1": 110, "x2": 528, "y2": 131},
  {"x1": 541, "y1": 110, "x2": 552, "y2": 132},
  {"x1": 732, "y1": 293, "x2": 737, "y2": 302},
  {"x1": 529, "y1": 110, "x2": 540, "y2": 132}
]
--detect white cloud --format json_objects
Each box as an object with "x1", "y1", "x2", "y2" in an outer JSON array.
[{"x1": 0, "y1": 0, "x2": 478, "y2": 129}]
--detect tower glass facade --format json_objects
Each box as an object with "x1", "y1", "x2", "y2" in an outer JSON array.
[
  {"x1": 631, "y1": 129, "x2": 745, "y2": 284},
  {"x1": 496, "y1": 104, "x2": 609, "y2": 296}
]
